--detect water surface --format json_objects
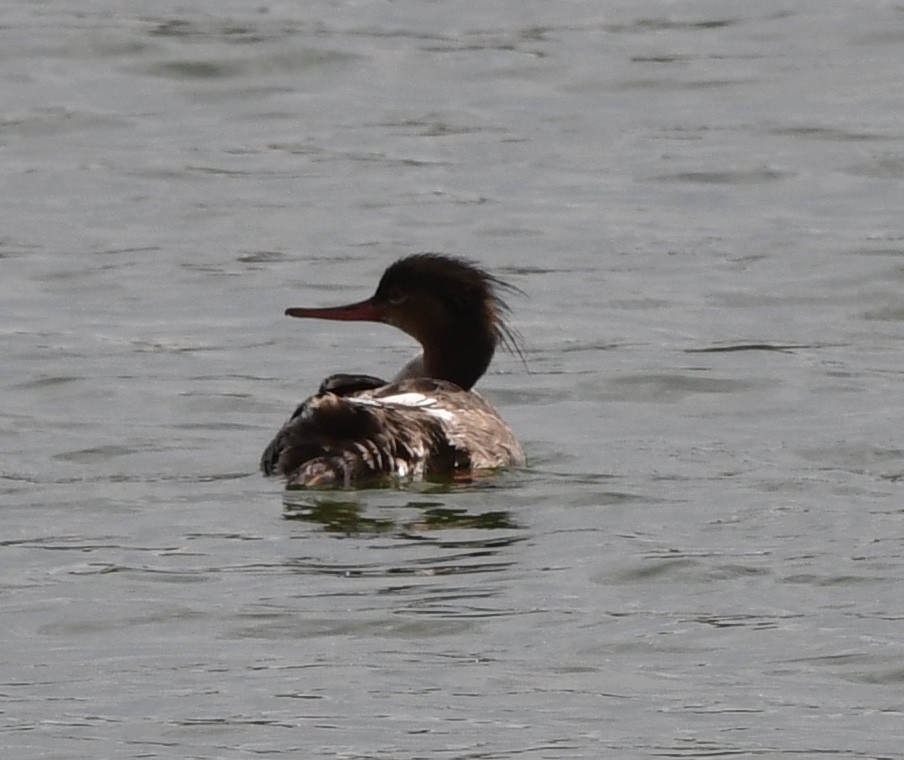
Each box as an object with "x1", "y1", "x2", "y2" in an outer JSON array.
[{"x1": 3, "y1": 1, "x2": 904, "y2": 757}]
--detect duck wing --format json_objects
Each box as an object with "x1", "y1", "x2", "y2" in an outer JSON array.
[{"x1": 261, "y1": 378, "x2": 523, "y2": 489}]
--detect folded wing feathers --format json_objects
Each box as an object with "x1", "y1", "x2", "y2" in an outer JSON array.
[
  {"x1": 263, "y1": 380, "x2": 523, "y2": 488},
  {"x1": 270, "y1": 391, "x2": 447, "y2": 487}
]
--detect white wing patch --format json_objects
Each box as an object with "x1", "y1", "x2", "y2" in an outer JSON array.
[
  {"x1": 377, "y1": 392, "x2": 438, "y2": 407},
  {"x1": 349, "y1": 392, "x2": 455, "y2": 422}
]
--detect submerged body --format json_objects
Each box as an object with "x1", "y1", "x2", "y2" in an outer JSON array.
[{"x1": 261, "y1": 254, "x2": 525, "y2": 489}]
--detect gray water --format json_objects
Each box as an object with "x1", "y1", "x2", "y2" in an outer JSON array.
[{"x1": 3, "y1": 1, "x2": 904, "y2": 757}]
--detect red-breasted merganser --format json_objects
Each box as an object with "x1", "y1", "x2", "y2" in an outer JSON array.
[{"x1": 261, "y1": 254, "x2": 525, "y2": 488}]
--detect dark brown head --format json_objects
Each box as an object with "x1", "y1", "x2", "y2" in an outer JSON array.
[{"x1": 285, "y1": 254, "x2": 521, "y2": 390}]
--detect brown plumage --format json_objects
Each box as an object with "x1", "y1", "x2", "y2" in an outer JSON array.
[{"x1": 261, "y1": 254, "x2": 525, "y2": 489}]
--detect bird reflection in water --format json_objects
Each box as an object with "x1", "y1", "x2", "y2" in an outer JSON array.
[{"x1": 282, "y1": 494, "x2": 519, "y2": 537}]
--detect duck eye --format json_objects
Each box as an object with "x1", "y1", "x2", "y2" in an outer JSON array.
[{"x1": 386, "y1": 289, "x2": 407, "y2": 306}]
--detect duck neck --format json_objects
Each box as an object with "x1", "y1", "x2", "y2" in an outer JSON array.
[{"x1": 420, "y1": 329, "x2": 495, "y2": 391}]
